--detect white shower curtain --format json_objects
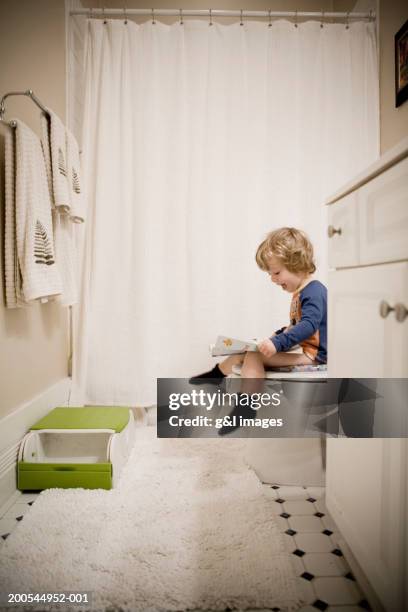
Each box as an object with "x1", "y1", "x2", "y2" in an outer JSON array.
[{"x1": 72, "y1": 18, "x2": 378, "y2": 406}]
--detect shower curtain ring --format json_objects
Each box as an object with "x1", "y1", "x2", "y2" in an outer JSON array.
[
  {"x1": 151, "y1": 8, "x2": 156, "y2": 25},
  {"x1": 123, "y1": 7, "x2": 128, "y2": 24},
  {"x1": 209, "y1": 8, "x2": 213, "y2": 26},
  {"x1": 103, "y1": 7, "x2": 107, "y2": 24},
  {"x1": 179, "y1": 8, "x2": 183, "y2": 25},
  {"x1": 345, "y1": 11, "x2": 350, "y2": 29},
  {"x1": 268, "y1": 9, "x2": 272, "y2": 27},
  {"x1": 294, "y1": 9, "x2": 298, "y2": 28},
  {"x1": 320, "y1": 9, "x2": 324, "y2": 28},
  {"x1": 240, "y1": 9, "x2": 243, "y2": 26}
]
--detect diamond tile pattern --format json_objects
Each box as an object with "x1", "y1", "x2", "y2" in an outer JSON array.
[
  {"x1": 314, "y1": 577, "x2": 362, "y2": 605},
  {"x1": 261, "y1": 483, "x2": 369, "y2": 610},
  {"x1": 284, "y1": 500, "x2": 317, "y2": 515},
  {"x1": 303, "y1": 553, "x2": 347, "y2": 578},
  {"x1": 289, "y1": 515, "x2": 323, "y2": 533},
  {"x1": 305, "y1": 487, "x2": 325, "y2": 499},
  {"x1": 0, "y1": 494, "x2": 39, "y2": 546},
  {"x1": 285, "y1": 528, "x2": 297, "y2": 536},
  {"x1": 2, "y1": 486, "x2": 371, "y2": 611},
  {"x1": 312, "y1": 599, "x2": 329, "y2": 610},
  {"x1": 301, "y1": 571, "x2": 315, "y2": 581},
  {"x1": 296, "y1": 533, "x2": 335, "y2": 553}
]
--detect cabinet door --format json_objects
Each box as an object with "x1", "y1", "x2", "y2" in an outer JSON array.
[
  {"x1": 328, "y1": 262, "x2": 408, "y2": 377},
  {"x1": 328, "y1": 192, "x2": 360, "y2": 269},
  {"x1": 359, "y1": 156, "x2": 408, "y2": 266},
  {"x1": 326, "y1": 438, "x2": 407, "y2": 612}
]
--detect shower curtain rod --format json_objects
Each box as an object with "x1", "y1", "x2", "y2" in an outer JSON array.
[{"x1": 70, "y1": 8, "x2": 375, "y2": 21}]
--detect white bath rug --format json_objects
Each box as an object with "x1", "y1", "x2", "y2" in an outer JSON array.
[{"x1": 0, "y1": 428, "x2": 304, "y2": 611}]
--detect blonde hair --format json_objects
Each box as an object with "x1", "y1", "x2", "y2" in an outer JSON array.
[{"x1": 256, "y1": 227, "x2": 316, "y2": 274}]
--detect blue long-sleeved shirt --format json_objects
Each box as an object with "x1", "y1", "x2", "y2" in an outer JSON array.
[{"x1": 271, "y1": 279, "x2": 327, "y2": 364}]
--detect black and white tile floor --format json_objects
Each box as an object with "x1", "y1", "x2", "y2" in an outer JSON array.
[
  {"x1": 0, "y1": 487, "x2": 372, "y2": 612},
  {"x1": 0, "y1": 492, "x2": 38, "y2": 544},
  {"x1": 261, "y1": 484, "x2": 372, "y2": 612}
]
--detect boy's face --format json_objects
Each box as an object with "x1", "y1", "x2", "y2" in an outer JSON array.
[{"x1": 267, "y1": 256, "x2": 307, "y2": 293}]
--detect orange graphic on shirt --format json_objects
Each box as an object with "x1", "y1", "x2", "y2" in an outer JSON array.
[{"x1": 290, "y1": 291, "x2": 319, "y2": 360}]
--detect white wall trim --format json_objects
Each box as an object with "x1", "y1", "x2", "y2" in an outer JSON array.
[
  {"x1": 0, "y1": 377, "x2": 71, "y2": 508},
  {"x1": 335, "y1": 536, "x2": 385, "y2": 612}
]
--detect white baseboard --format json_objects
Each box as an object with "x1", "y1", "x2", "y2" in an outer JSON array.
[
  {"x1": 327, "y1": 493, "x2": 386, "y2": 612},
  {"x1": 0, "y1": 378, "x2": 72, "y2": 508},
  {"x1": 336, "y1": 537, "x2": 386, "y2": 612}
]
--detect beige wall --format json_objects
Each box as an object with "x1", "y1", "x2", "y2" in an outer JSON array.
[
  {"x1": 379, "y1": 0, "x2": 408, "y2": 153},
  {"x1": 0, "y1": 0, "x2": 69, "y2": 420}
]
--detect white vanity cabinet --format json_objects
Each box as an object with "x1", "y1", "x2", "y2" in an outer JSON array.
[
  {"x1": 325, "y1": 137, "x2": 408, "y2": 612},
  {"x1": 327, "y1": 438, "x2": 407, "y2": 612},
  {"x1": 327, "y1": 153, "x2": 408, "y2": 376},
  {"x1": 329, "y1": 262, "x2": 408, "y2": 377}
]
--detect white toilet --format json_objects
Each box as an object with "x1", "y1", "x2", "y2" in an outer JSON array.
[{"x1": 227, "y1": 365, "x2": 328, "y2": 486}]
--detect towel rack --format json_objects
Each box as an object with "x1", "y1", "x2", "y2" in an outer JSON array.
[{"x1": 0, "y1": 89, "x2": 49, "y2": 127}]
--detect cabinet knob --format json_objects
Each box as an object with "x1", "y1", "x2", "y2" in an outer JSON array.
[
  {"x1": 379, "y1": 300, "x2": 394, "y2": 318},
  {"x1": 328, "y1": 225, "x2": 342, "y2": 238},
  {"x1": 379, "y1": 301, "x2": 408, "y2": 321},
  {"x1": 394, "y1": 303, "x2": 408, "y2": 323}
]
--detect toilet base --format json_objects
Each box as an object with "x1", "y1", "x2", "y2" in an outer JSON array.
[
  {"x1": 245, "y1": 437, "x2": 325, "y2": 487},
  {"x1": 226, "y1": 371, "x2": 327, "y2": 486}
]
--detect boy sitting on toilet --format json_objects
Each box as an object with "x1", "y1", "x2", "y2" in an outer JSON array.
[{"x1": 190, "y1": 227, "x2": 327, "y2": 383}]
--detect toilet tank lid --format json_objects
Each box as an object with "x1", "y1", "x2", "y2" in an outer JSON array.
[{"x1": 31, "y1": 407, "x2": 130, "y2": 433}]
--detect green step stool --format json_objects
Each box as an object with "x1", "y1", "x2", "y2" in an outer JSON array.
[{"x1": 18, "y1": 407, "x2": 135, "y2": 491}]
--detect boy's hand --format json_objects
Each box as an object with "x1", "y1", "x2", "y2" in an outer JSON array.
[{"x1": 258, "y1": 338, "x2": 277, "y2": 358}]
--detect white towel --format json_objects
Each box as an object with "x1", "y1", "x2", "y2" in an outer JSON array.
[
  {"x1": 42, "y1": 110, "x2": 71, "y2": 214},
  {"x1": 41, "y1": 114, "x2": 78, "y2": 306},
  {"x1": 51, "y1": 210, "x2": 78, "y2": 306},
  {"x1": 4, "y1": 120, "x2": 62, "y2": 307},
  {"x1": 4, "y1": 126, "x2": 20, "y2": 308},
  {"x1": 66, "y1": 128, "x2": 85, "y2": 223}
]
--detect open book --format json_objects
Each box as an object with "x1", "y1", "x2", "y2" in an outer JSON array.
[{"x1": 210, "y1": 335, "x2": 258, "y2": 357}]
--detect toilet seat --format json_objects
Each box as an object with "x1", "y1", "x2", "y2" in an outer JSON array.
[{"x1": 231, "y1": 363, "x2": 328, "y2": 381}]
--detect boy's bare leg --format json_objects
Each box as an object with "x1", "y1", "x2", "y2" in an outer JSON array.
[
  {"x1": 240, "y1": 351, "x2": 267, "y2": 394},
  {"x1": 240, "y1": 350, "x2": 315, "y2": 394},
  {"x1": 218, "y1": 352, "x2": 318, "y2": 435},
  {"x1": 200, "y1": 350, "x2": 315, "y2": 382},
  {"x1": 218, "y1": 353, "x2": 245, "y2": 375},
  {"x1": 261, "y1": 352, "x2": 316, "y2": 368}
]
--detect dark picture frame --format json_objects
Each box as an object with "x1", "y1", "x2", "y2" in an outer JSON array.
[{"x1": 395, "y1": 18, "x2": 408, "y2": 107}]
